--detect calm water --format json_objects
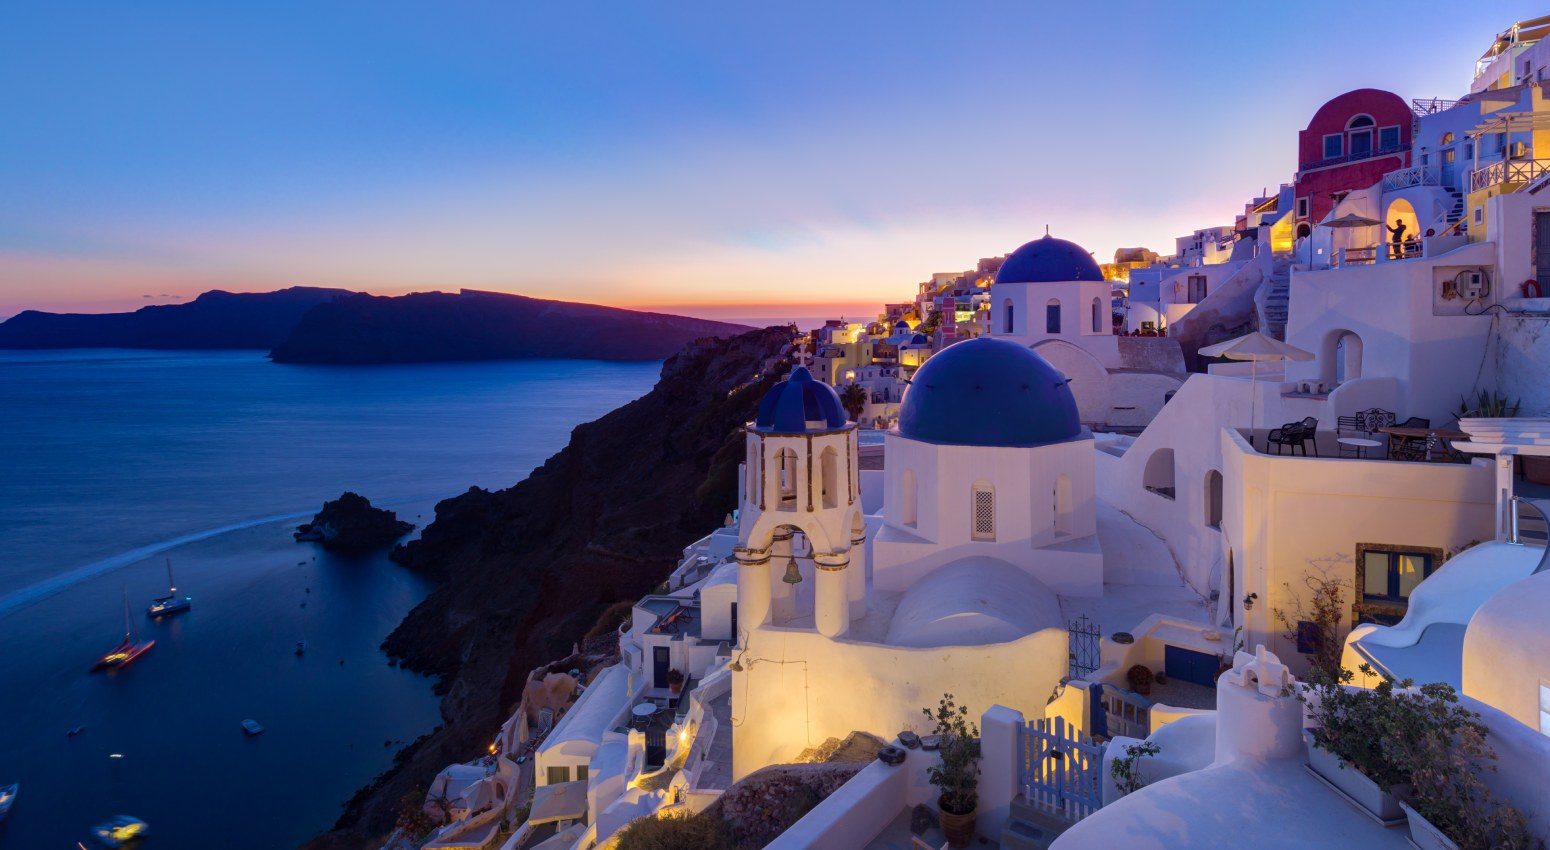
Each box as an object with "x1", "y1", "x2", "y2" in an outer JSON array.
[{"x1": 0, "y1": 350, "x2": 660, "y2": 849}]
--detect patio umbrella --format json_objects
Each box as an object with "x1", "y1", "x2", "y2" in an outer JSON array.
[
  {"x1": 1309, "y1": 213, "x2": 1382, "y2": 266},
  {"x1": 1198, "y1": 332, "x2": 1314, "y2": 449}
]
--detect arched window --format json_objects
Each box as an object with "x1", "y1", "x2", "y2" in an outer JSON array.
[
  {"x1": 1440, "y1": 131, "x2": 1455, "y2": 146},
  {"x1": 1091, "y1": 297, "x2": 1103, "y2": 333},
  {"x1": 1045, "y1": 299, "x2": 1062, "y2": 334},
  {"x1": 1324, "y1": 329, "x2": 1364, "y2": 384},
  {"x1": 1205, "y1": 469, "x2": 1223, "y2": 530},
  {"x1": 1003, "y1": 299, "x2": 1015, "y2": 334},
  {"x1": 820, "y1": 446, "x2": 839, "y2": 509},
  {"x1": 1346, "y1": 114, "x2": 1375, "y2": 129},
  {"x1": 1143, "y1": 448, "x2": 1175, "y2": 500},
  {"x1": 900, "y1": 469, "x2": 918, "y2": 527},
  {"x1": 971, "y1": 481, "x2": 996, "y2": 541},
  {"x1": 1053, "y1": 474, "x2": 1073, "y2": 537},
  {"x1": 747, "y1": 443, "x2": 759, "y2": 503},
  {"x1": 777, "y1": 448, "x2": 798, "y2": 511}
]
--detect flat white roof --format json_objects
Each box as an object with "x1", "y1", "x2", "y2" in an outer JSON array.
[{"x1": 537, "y1": 663, "x2": 629, "y2": 757}]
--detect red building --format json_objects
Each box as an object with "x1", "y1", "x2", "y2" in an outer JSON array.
[{"x1": 1292, "y1": 88, "x2": 1413, "y2": 235}]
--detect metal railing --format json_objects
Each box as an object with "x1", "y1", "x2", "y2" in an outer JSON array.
[
  {"x1": 1470, "y1": 159, "x2": 1550, "y2": 192},
  {"x1": 1303, "y1": 142, "x2": 1408, "y2": 171}
]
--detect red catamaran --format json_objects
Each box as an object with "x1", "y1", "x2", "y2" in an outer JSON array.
[{"x1": 93, "y1": 590, "x2": 155, "y2": 671}]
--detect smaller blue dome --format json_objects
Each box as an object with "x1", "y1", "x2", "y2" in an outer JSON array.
[
  {"x1": 755, "y1": 366, "x2": 848, "y2": 432},
  {"x1": 995, "y1": 234, "x2": 1103, "y2": 284}
]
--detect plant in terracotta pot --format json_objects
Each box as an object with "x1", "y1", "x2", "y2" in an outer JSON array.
[
  {"x1": 922, "y1": 693, "x2": 980, "y2": 849},
  {"x1": 666, "y1": 668, "x2": 685, "y2": 695}
]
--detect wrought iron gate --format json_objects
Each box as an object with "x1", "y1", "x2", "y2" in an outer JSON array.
[
  {"x1": 1021, "y1": 716, "x2": 1104, "y2": 822},
  {"x1": 1067, "y1": 615, "x2": 1101, "y2": 679}
]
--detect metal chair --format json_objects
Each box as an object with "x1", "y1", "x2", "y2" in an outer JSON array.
[
  {"x1": 1266, "y1": 422, "x2": 1307, "y2": 455},
  {"x1": 1336, "y1": 415, "x2": 1365, "y2": 435},
  {"x1": 1299, "y1": 416, "x2": 1320, "y2": 457},
  {"x1": 1398, "y1": 416, "x2": 1431, "y2": 429}
]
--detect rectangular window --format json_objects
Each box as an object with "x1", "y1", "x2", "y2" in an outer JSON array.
[
  {"x1": 576, "y1": 765, "x2": 589, "y2": 782},
  {"x1": 1187, "y1": 275, "x2": 1207, "y2": 304},
  {"x1": 972, "y1": 486, "x2": 995, "y2": 541},
  {"x1": 1296, "y1": 197, "x2": 1309, "y2": 218},
  {"x1": 1323, "y1": 134, "x2": 1343, "y2": 159},
  {"x1": 1350, "y1": 130, "x2": 1373, "y2": 157},
  {"x1": 546, "y1": 766, "x2": 571, "y2": 785},
  {"x1": 1474, "y1": 207, "x2": 1484, "y2": 225},
  {"x1": 1536, "y1": 212, "x2": 1550, "y2": 283},
  {"x1": 1045, "y1": 302, "x2": 1061, "y2": 334},
  {"x1": 1379, "y1": 126, "x2": 1400, "y2": 151},
  {"x1": 1354, "y1": 543, "x2": 1441, "y2": 624}
]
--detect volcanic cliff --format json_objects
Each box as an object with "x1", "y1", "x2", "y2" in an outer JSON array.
[{"x1": 304, "y1": 325, "x2": 793, "y2": 849}]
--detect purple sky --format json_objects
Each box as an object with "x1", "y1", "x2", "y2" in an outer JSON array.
[{"x1": 0, "y1": 2, "x2": 1537, "y2": 319}]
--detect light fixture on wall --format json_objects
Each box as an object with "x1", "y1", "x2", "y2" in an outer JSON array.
[{"x1": 782, "y1": 556, "x2": 802, "y2": 585}]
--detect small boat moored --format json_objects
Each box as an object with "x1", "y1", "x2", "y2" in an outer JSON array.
[
  {"x1": 147, "y1": 558, "x2": 192, "y2": 617},
  {"x1": 0, "y1": 782, "x2": 17, "y2": 821},
  {"x1": 91, "y1": 814, "x2": 148, "y2": 846},
  {"x1": 241, "y1": 719, "x2": 265, "y2": 736}
]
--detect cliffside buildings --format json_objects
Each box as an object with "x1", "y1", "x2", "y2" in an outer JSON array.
[{"x1": 413, "y1": 13, "x2": 1550, "y2": 850}]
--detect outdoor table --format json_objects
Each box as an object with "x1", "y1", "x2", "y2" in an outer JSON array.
[
  {"x1": 1379, "y1": 426, "x2": 1468, "y2": 460},
  {"x1": 1336, "y1": 436, "x2": 1383, "y2": 458}
]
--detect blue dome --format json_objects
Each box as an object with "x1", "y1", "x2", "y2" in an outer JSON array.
[
  {"x1": 995, "y1": 234, "x2": 1103, "y2": 284},
  {"x1": 898, "y1": 338, "x2": 1080, "y2": 447},
  {"x1": 755, "y1": 366, "x2": 848, "y2": 432}
]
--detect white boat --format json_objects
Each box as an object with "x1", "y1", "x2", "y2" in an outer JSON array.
[
  {"x1": 91, "y1": 814, "x2": 148, "y2": 846},
  {"x1": 0, "y1": 782, "x2": 16, "y2": 821},
  {"x1": 241, "y1": 719, "x2": 265, "y2": 736},
  {"x1": 147, "y1": 558, "x2": 192, "y2": 617}
]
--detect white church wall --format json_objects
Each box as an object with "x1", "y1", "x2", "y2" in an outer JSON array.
[
  {"x1": 730, "y1": 624, "x2": 1066, "y2": 779},
  {"x1": 1032, "y1": 339, "x2": 1112, "y2": 426}
]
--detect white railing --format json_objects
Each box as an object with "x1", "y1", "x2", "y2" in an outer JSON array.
[
  {"x1": 1381, "y1": 165, "x2": 1439, "y2": 190},
  {"x1": 1470, "y1": 158, "x2": 1550, "y2": 192}
]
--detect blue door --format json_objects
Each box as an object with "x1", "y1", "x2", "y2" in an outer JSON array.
[{"x1": 1164, "y1": 645, "x2": 1219, "y2": 688}]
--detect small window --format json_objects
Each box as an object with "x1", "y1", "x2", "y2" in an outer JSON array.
[
  {"x1": 1045, "y1": 299, "x2": 1061, "y2": 334},
  {"x1": 1296, "y1": 196, "x2": 1309, "y2": 218},
  {"x1": 1350, "y1": 130, "x2": 1373, "y2": 157},
  {"x1": 546, "y1": 766, "x2": 571, "y2": 785},
  {"x1": 971, "y1": 483, "x2": 995, "y2": 541},
  {"x1": 1440, "y1": 131, "x2": 1455, "y2": 146},
  {"x1": 1323, "y1": 134, "x2": 1343, "y2": 159},
  {"x1": 1379, "y1": 126, "x2": 1400, "y2": 151},
  {"x1": 1474, "y1": 207, "x2": 1484, "y2": 225},
  {"x1": 1354, "y1": 543, "x2": 1441, "y2": 624},
  {"x1": 1091, "y1": 297, "x2": 1102, "y2": 332},
  {"x1": 577, "y1": 765, "x2": 589, "y2": 782},
  {"x1": 1347, "y1": 114, "x2": 1375, "y2": 129}
]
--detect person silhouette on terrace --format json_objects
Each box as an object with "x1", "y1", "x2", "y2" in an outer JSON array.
[{"x1": 1387, "y1": 219, "x2": 1408, "y2": 258}]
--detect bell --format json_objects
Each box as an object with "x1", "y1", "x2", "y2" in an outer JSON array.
[{"x1": 781, "y1": 556, "x2": 803, "y2": 585}]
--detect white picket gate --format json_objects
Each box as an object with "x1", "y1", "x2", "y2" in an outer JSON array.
[{"x1": 1021, "y1": 715, "x2": 1104, "y2": 822}]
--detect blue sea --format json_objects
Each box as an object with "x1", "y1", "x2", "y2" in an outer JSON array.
[{"x1": 0, "y1": 350, "x2": 661, "y2": 849}]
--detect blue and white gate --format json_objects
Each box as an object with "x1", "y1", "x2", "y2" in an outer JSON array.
[{"x1": 1021, "y1": 715, "x2": 1104, "y2": 822}]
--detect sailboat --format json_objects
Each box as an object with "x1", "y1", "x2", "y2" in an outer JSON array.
[
  {"x1": 147, "y1": 557, "x2": 192, "y2": 617},
  {"x1": 93, "y1": 591, "x2": 155, "y2": 671}
]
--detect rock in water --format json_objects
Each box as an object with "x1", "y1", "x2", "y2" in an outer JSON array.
[{"x1": 294, "y1": 492, "x2": 414, "y2": 552}]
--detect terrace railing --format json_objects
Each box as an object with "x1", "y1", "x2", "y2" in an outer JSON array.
[
  {"x1": 1382, "y1": 165, "x2": 1440, "y2": 191},
  {"x1": 1470, "y1": 159, "x2": 1550, "y2": 193}
]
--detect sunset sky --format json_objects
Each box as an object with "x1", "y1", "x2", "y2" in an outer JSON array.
[{"x1": 0, "y1": 2, "x2": 1538, "y2": 320}]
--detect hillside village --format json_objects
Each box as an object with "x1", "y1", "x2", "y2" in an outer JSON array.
[{"x1": 397, "y1": 15, "x2": 1550, "y2": 850}]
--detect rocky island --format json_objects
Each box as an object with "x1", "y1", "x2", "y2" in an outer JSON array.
[
  {"x1": 294, "y1": 492, "x2": 415, "y2": 552},
  {"x1": 268, "y1": 289, "x2": 752, "y2": 364},
  {"x1": 304, "y1": 325, "x2": 792, "y2": 849}
]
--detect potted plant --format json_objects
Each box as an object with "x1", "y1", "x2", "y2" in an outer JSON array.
[
  {"x1": 1303, "y1": 667, "x2": 1497, "y2": 825},
  {"x1": 922, "y1": 694, "x2": 980, "y2": 849},
  {"x1": 1401, "y1": 717, "x2": 1539, "y2": 850},
  {"x1": 1126, "y1": 664, "x2": 1153, "y2": 696},
  {"x1": 666, "y1": 669, "x2": 685, "y2": 695}
]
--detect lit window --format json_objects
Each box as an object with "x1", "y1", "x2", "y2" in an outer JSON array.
[
  {"x1": 546, "y1": 766, "x2": 571, "y2": 785},
  {"x1": 971, "y1": 484, "x2": 995, "y2": 541}
]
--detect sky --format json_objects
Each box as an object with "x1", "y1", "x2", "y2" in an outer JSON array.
[{"x1": 0, "y1": 1, "x2": 1542, "y2": 320}]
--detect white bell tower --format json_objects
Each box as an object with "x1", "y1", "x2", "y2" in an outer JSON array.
[{"x1": 735, "y1": 366, "x2": 861, "y2": 639}]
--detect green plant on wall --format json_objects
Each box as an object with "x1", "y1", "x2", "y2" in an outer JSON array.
[
  {"x1": 1109, "y1": 740, "x2": 1161, "y2": 795},
  {"x1": 1457, "y1": 389, "x2": 1519, "y2": 420}
]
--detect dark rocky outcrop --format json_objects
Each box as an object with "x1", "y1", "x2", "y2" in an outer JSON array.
[
  {"x1": 302, "y1": 326, "x2": 793, "y2": 850},
  {"x1": 294, "y1": 492, "x2": 414, "y2": 552},
  {"x1": 269, "y1": 289, "x2": 751, "y2": 364},
  {"x1": 0, "y1": 287, "x2": 351, "y2": 349}
]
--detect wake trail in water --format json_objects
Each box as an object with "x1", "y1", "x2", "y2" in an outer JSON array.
[{"x1": 0, "y1": 511, "x2": 310, "y2": 618}]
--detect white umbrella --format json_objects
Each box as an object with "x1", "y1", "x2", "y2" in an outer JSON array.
[{"x1": 1199, "y1": 332, "x2": 1315, "y2": 449}]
